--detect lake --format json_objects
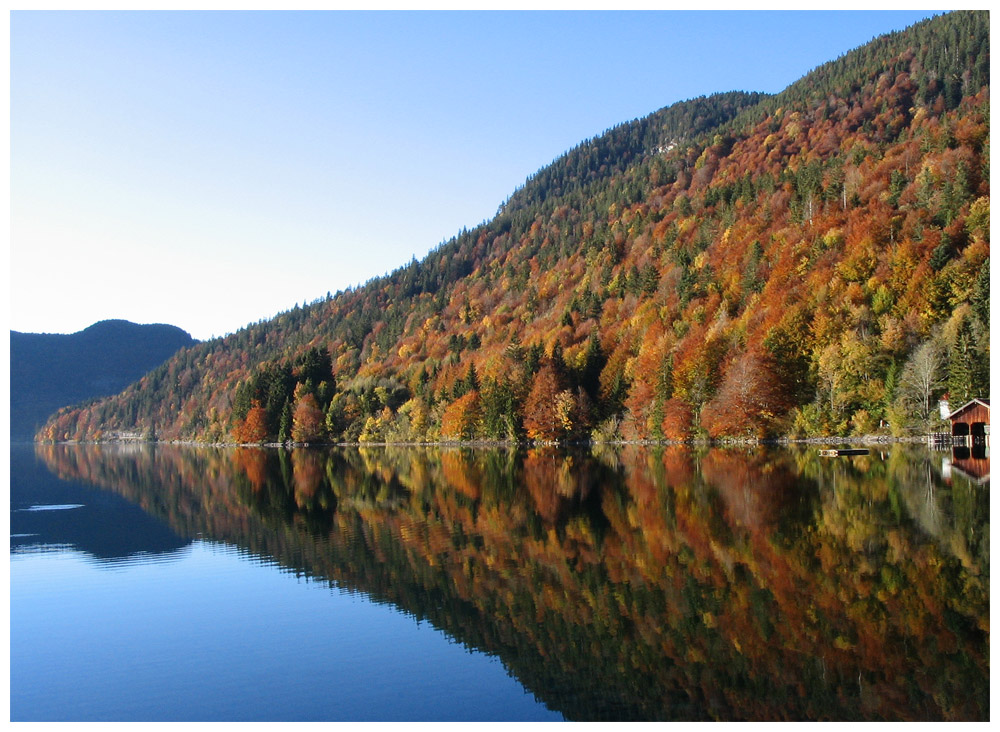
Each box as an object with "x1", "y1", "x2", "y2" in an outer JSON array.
[{"x1": 9, "y1": 441, "x2": 989, "y2": 721}]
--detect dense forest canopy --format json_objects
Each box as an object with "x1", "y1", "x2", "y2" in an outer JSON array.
[{"x1": 39, "y1": 11, "x2": 990, "y2": 444}]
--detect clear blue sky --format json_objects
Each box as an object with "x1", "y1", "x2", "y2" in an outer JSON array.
[{"x1": 10, "y1": 10, "x2": 943, "y2": 341}]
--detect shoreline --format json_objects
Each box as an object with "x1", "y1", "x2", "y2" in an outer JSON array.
[{"x1": 32, "y1": 434, "x2": 939, "y2": 449}]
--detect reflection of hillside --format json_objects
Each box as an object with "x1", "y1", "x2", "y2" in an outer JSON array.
[
  {"x1": 10, "y1": 446, "x2": 190, "y2": 562},
  {"x1": 887, "y1": 448, "x2": 990, "y2": 574},
  {"x1": 35, "y1": 443, "x2": 989, "y2": 721},
  {"x1": 700, "y1": 449, "x2": 803, "y2": 532}
]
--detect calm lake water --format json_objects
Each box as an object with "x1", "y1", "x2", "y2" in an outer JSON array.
[{"x1": 9, "y1": 441, "x2": 989, "y2": 721}]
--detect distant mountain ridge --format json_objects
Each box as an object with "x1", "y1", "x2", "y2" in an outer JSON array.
[
  {"x1": 38, "y1": 11, "x2": 989, "y2": 444},
  {"x1": 11, "y1": 320, "x2": 196, "y2": 440}
]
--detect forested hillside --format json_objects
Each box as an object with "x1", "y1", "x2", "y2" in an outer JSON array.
[
  {"x1": 12, "y1": 320, "x2": 195, "y2": 440},
  {"x1": 38, "y1": 11, "x2": 990, "y2": 444}
]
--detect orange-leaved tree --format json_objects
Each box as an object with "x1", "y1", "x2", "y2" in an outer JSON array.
[
  {"x1": 522, "y1": 364, "x2": 566, "y2": 441},
  {"x1": 701, "y1": 350, "x2": 787, "y2": 438},
  {"x1": 291, "y1": 392, "x2": 325, "y2": 443},
  {"x1": 440, "y1": 391, "x2": 482, "y2": 440},
  {"x1": 233, "y1": 402, "x2": 269, "y2": 444}
]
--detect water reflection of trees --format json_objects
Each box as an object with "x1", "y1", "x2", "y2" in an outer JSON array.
[{"x1": 36, "y1": 443, "x2": 988, "y2": 721}]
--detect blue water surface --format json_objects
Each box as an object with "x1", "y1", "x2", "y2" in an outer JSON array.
[
  {"x1": 11, "y1": 532, "x2": 560, "y2": 721},
  {"x1": 9, "y1": 443, "x2": 560, "y2": 721},
  {"x1": 13, "y1": 441, "x2": 988, "y2": 721}
]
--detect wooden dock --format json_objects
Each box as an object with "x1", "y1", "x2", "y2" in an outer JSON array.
[{"x1": 929, "y1": 432, "x2": 955, "y2": 447}]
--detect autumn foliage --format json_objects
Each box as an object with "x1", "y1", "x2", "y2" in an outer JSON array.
[
  {"x1": 701, "y1": 351, "x2": 788, "y2": 439},
  {"x1": 523, "y1": 365, "x2": 566, "y2": 441},
  {"x1": 291, "y1": 393, "x2": 324, "y2": 443},
  {"x1": 37, "y1": 12, "x2": 990, "y2": 445},
  {"x1": 440, "y1": 391, "x2": 481, "y2": 440},
  {"x1": 233, "y1": 402, "x2": 268, "y2": 444}
]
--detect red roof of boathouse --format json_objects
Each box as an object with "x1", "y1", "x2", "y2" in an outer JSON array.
[{"x1": 947, "y1": 398, "x2": 990, "y2": 424}]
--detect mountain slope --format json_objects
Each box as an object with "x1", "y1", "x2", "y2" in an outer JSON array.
[
  {"x1": 12, "y1": 320, "x2": 196, "y2": 440},
  {"x1": 39, "y1": 11, "x2": 990, "y2": 444}
]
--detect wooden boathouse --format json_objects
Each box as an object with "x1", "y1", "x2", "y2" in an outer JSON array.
[{"x1": 947, "y1": 398, "x2": 990, "y2": 447}]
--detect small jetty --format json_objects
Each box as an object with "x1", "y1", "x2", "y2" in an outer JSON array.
[{"x1": 819, "y1": 448, "x2": 870, "y2": 457}]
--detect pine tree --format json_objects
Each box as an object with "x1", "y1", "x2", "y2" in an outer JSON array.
[{"x1": 278, "y1": 398, "x2": 292, "y2": 443}]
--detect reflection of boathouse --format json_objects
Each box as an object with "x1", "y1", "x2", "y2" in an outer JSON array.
[{"x1": 944, "y1": 399, "x2": 989, "y2": 483}]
